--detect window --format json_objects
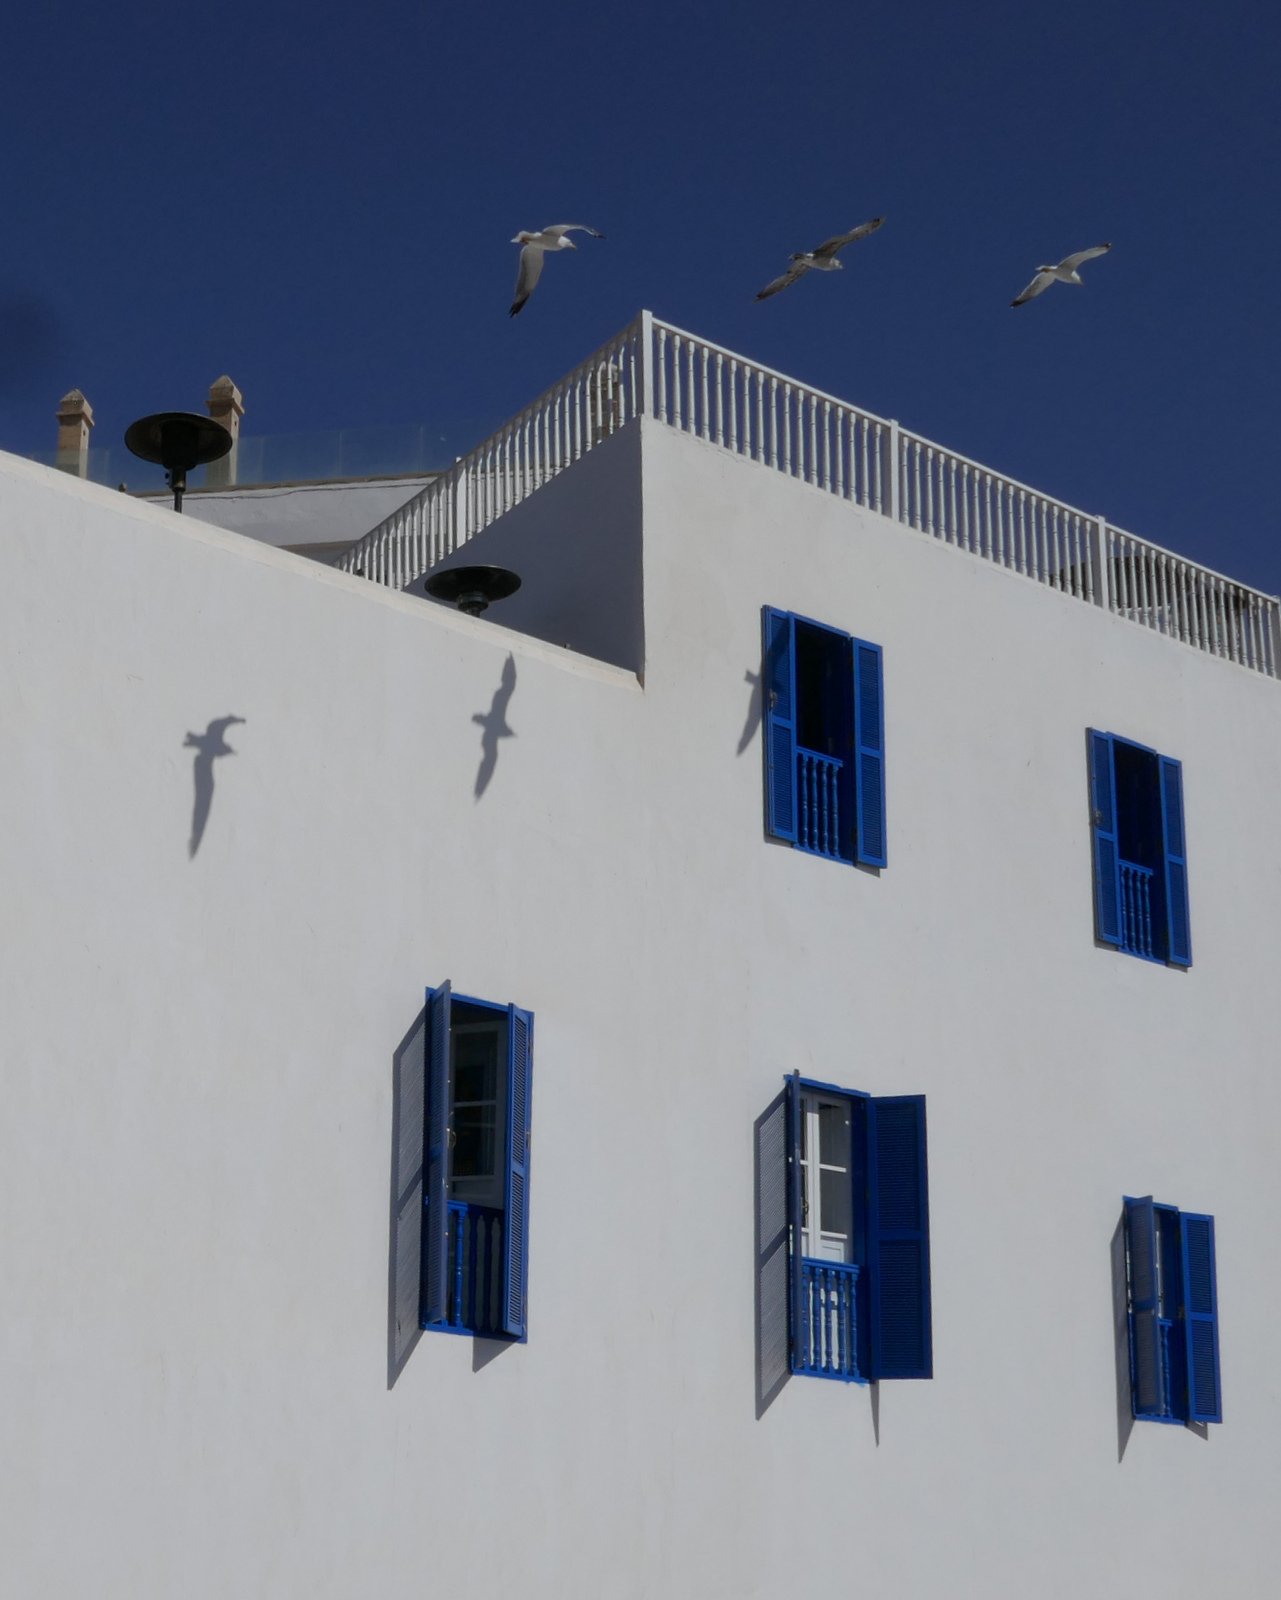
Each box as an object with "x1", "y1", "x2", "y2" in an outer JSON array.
[
  {"x1": 757, "y1": 1075, "x2": 931, "y2": 1385},
  {"x1": 762, "y1": 607, "x2": 886, "y2": 866},
  {"x1": 1123, "y1": 1196, "x2": 1221, "y2": 1423},
  {"x1": 421, "y1": 982, "x2": 533, "y2": 1341},
  {"x1": 1088, "y1": 730, "x2": 1191, "y2": 965}
]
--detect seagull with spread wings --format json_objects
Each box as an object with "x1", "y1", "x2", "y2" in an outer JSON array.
[
  {"x1": 755, "y1": 217, "x2": 885, "y2": 301},
  {"x1": 509, "y1": 224, "x2": 605, "y2": 316},
  {"x1": 1011, "y1": 243, "x2": 1112, "y2": 307}
]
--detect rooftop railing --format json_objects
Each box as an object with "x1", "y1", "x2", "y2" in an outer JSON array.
[{"x1": 336, "y1": 312, "x2": 1281, "y2": 679}]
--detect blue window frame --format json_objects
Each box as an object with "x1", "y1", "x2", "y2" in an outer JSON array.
[
  {"x1": 762, "y1": 607, "x2": 886, "y2": 866},
  {"x1": 1123, "y1": 1196, "x2": 1221, "y2": 1423},
  {"x1": 1089, "y1": 730, "x2": 1191, "y2": 966},
  {"x1": 419, "y1": 981, "x2": 534, "y2": 1342},
  {"x1": 757, "y1": 1075, "x2": 930, "y2": 1385}
]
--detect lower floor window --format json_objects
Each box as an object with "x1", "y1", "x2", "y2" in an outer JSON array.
[
  {"x1": 421, "y1": 982, "x2": 533, "y2": 1341},
  {"x1": 758, "y1": 1074, "x2": 932, "y2": 1386},
  {"x1": 1124, "y1": 1195, "x2": 1221, "y2": 1423}
]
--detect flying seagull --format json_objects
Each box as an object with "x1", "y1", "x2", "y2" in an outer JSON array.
[
  {"x1": 1011, "y1": 244, "x2": 1112, "y2": 307},
  {"x1": 755, "y1": 217, "x2": 885, "y2": 301},
  {"x1": 510, "y1": 224, "x2": 605, "y2": 316}
]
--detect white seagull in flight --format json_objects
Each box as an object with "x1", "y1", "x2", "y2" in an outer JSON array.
[
  {"x1": 755, "y1": 217, "x2": 885, "y2": 301},
  {"x1": 509, "y1": 224, "x2": 605, "y2": 316},
  {"x1": 1011, "y1": 243, "x2": 1112, "y2": 307}
]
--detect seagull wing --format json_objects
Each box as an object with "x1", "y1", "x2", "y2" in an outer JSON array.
[
  {"x1": 1011, "y1": 269, "x2": 1056, "y2": 307},
  {"x1": 811, "y1": 217, "x2": 885, "y2": 259},
  {"x1": 510, "y1": 245, "x2": 545, "y2": 316},
  {"x1": 755, "y1": 262, "x2": 807, "y2": 300},
  {"x1": 544, "y1": 223, "x2": 605, "y2": 239},
  {"x1": 1059, "y1": 242, "x2": 1112, "y2": 272}
]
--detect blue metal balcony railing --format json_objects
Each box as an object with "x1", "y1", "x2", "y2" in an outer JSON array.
[
  {"x1": 796, "y1": 748, "x2": 844, "y2": 859},
  {"x1": 443, "y1": 1200, "x2": 504, "y2": 1337},
  {"x1": 797, "y1": 1258, "x2": 860, "y2": 1381},
  {"x1": 1119, "y1": 859, "x2": 1156, "y2": 958}
]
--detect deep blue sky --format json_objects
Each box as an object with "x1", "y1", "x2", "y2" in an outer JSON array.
[{"x1": 3, "y1": 0, "x2": 1279, "y2": 593}]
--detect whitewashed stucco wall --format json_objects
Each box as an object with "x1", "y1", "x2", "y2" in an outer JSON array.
[{"x1": 1, "y1": 430, "x2": 1278, "y2": 1599}]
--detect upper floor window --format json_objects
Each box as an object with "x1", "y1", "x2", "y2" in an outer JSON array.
[
  {"x1": 1123, "y1": 1196, "x2": 1221, "y2": 1424},
  {"x1": 421, "y1": 982, "x2": 533, "y2": 1342},
  {"x1": 757, "y1": 1075, "x2": 931, "y2": 1386},
  {"x1": 1088, "y1": 730, "x2": 1190, "y2": 965},
  {"x1": 762, "y1": 607, "x2": 886, "y2": 866}
]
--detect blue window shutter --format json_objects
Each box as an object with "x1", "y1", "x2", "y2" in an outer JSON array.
[
  {"x1": 1124, "y1": 1195, "x2": 1165, "y2": 1418},
  {"x1": 390, "y1": 1006, "x2": 427, "y2": 1377},
  {"x1": 421, "y1": 982, "x2": 452, "y2": 1327},
  {"x1": 763, "y1": 607, "x2": 797, "y2": 843},
  {"x1": 787, "y1": 1072, "x2": 804, "y2": 1372},
  {"x1": 853, "y1": 639, "x2": 887, "y2": 866},
  {"x1": 1089, "y1": 730, "x2": 1122, "y2": 947},
  {"x1": 501, "y1": 1005, "x2": 534, "y2": 1340},
  {"x1": 1180, "y1": 1212, "x2": 1221, "y2": 1422},
  {"x1": 1159, "y1": 755, "x2": 1192, "y2": 966},
  {"x1": 867, "y1": 1095, "x2": 932, "y2": 1379},
  {"x1": 755, "y1": 1086, "x2": 793, "y2": 1404}
]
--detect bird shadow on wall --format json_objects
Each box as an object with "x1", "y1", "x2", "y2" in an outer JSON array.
[
  {"x1": 473, "y1": 655, "x2": 517, "y2": 799},
  {"x1": 388, "y1": 1006, "x2": 427, "y2": 1389},
  {"x1": 183, "y1": 715, "x2": 245, "y2": 857},
  {"x1": 737, "y1": 668, "x2": 762, "y2": 755}
]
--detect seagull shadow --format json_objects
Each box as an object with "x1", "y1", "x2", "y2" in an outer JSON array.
[
  {"x1": 736, "y1": 668, "x2": 763, "y2": 755},
  {"x1": 473, "y1": 656, "x2": 517, "y2": 799},
  {"x1": 183, "y1": 715, "x2": 244, "y2": 858}
]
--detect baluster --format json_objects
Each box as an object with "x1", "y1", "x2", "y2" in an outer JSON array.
[
  {"x1": 768, "y1": 377, "x2": 778, "y2": 467},
  {"x1": 656, "y1": 327, "x2": 668, "y2": 422},
  {"x1": 782, "y1": 385, "x2": 792, "y2": 475},
  {"x1": 714, "y1": 352, "x2": 725, "y2": 445},
  {"x1": 856, "y1": 415, "x2": 866, "y2": 507},
  {"x1": 684, "y1": 339, "x2": 695, "y2": 434},
  {"x1": 697, "y1": 344, "x2": 709, "y2": 441},
  {"x1": 871, "y1": 421, "x2": 882, "y2": 512}
]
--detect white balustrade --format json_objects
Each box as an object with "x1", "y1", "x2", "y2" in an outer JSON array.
[{"x1": 334, "y1": 313, "x2": 1280, "y2": 679}]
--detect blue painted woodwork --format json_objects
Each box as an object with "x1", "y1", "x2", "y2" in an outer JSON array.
[
  {"x1": 867, "y1": 1095, "x2": 932, "y2": 1380},
  {"x1": 1181, "y1": 1212, "x2": 1222, "y2": 1422},
  {"x1": 763, "y1": 608, "x2": 798, "y2": 842},
  {"x1": 1124, "y1": 1195, "x2": 1167, "y2": 1418},
  {"x1": 1089, "y1": 730, "x2": 1122, "y2": 947},
  {"x1": 422, "y1": 982, "x2": 453, "y2": 1327},
  {"x1": 430, "y1": 1199, "x2": 505, "y2": 1337},
  {"x1": 797, "y1": 1260, "x2": 861, "y2": 1381},
  {"x1": 1124, "y1": 1196, "x2": 1221, "y2": 1424},
  {"x1": 1160, "y1": 755, "x2": 1192, "y2": 967},
  {"x1": 762, "y1": 607, "x2": 886, "y2": 868},
  {"x1": 853, "y1": 639, "x2": 887, "y2": 866},
  {"x1": 502, "y1": 1005, "x2": 534, "y2": 1341},
  {"x1": 1118, "y1": 860, "x2": 1156, "y2": 957},
  {"x1": 1090, "y1": 732, "x2": 1191, "y2": 966},
  {"x1": 796, "y1": 748, "x2": 843, "y2": 856}
]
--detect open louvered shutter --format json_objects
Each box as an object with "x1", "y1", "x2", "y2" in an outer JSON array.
[
  {"x1": 390, "y1": 1006, "x2": 427, "y2": 1377},
  {"x1": 421, "y1": 982, "x2": 452, "y2": 1327},
  {"x1": 867, "y1": 1095, "x2": 931, "y2": 1379},
  {"x1": 853, "y1": 638, "x2": 887, "y2": 866},
  {"x1": 755, "y1": 1086, "x2": 793, "y2": 1403},
  {"x1": 763, "y1": 607, "x2": 797, "y2": 842},
  {"x1": 1159, "y1": 756, "x2": 1191, "y2": 966},
  {"x1": 786, "y1": 1073, "x2": 804, "y2": 1372},
  {"x1": 501, "y1": 1005, "x2": 534, "y2": 1340},
  {"x1": 1089, "y1": 730, "x2": 1122, "y2": 946},
  {"x1": 1124, "y1": 1195, "x2": 1164, "y2": 1418},
  {"x1": 1180, "y1": 1212, "x2": 1221, "y2": 1422}
]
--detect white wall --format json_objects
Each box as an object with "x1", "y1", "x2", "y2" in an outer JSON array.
[{"x1": 1, "y1": 429, "x2": 1277, "y2": 1599}]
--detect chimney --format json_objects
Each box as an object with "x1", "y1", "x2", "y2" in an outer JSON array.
[
  {"x1": 55, "y1": 389, "x2": 94, "y2": 478},
  {"x1": 205, "y1": 375, "x2": 243, "y2": 487}
]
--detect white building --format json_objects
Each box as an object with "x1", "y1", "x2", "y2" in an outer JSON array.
[{"x1": 2, "y1": 313, "x2": 1278, "y2": 1597}]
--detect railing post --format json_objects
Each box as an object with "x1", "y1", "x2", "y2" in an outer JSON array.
[
  {"x1": 1090, "y1": 517, "x2": 1110, "y2": 610},
  {"x1": 638, "y1": 310, "x2": 654, "y2": 420},
  {"x1": 885, "y1": 419, "x2": 900, "y2": 523},
  {"x1": 1268, "y1": 596, "x2": 1281, "y2": 679}
]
